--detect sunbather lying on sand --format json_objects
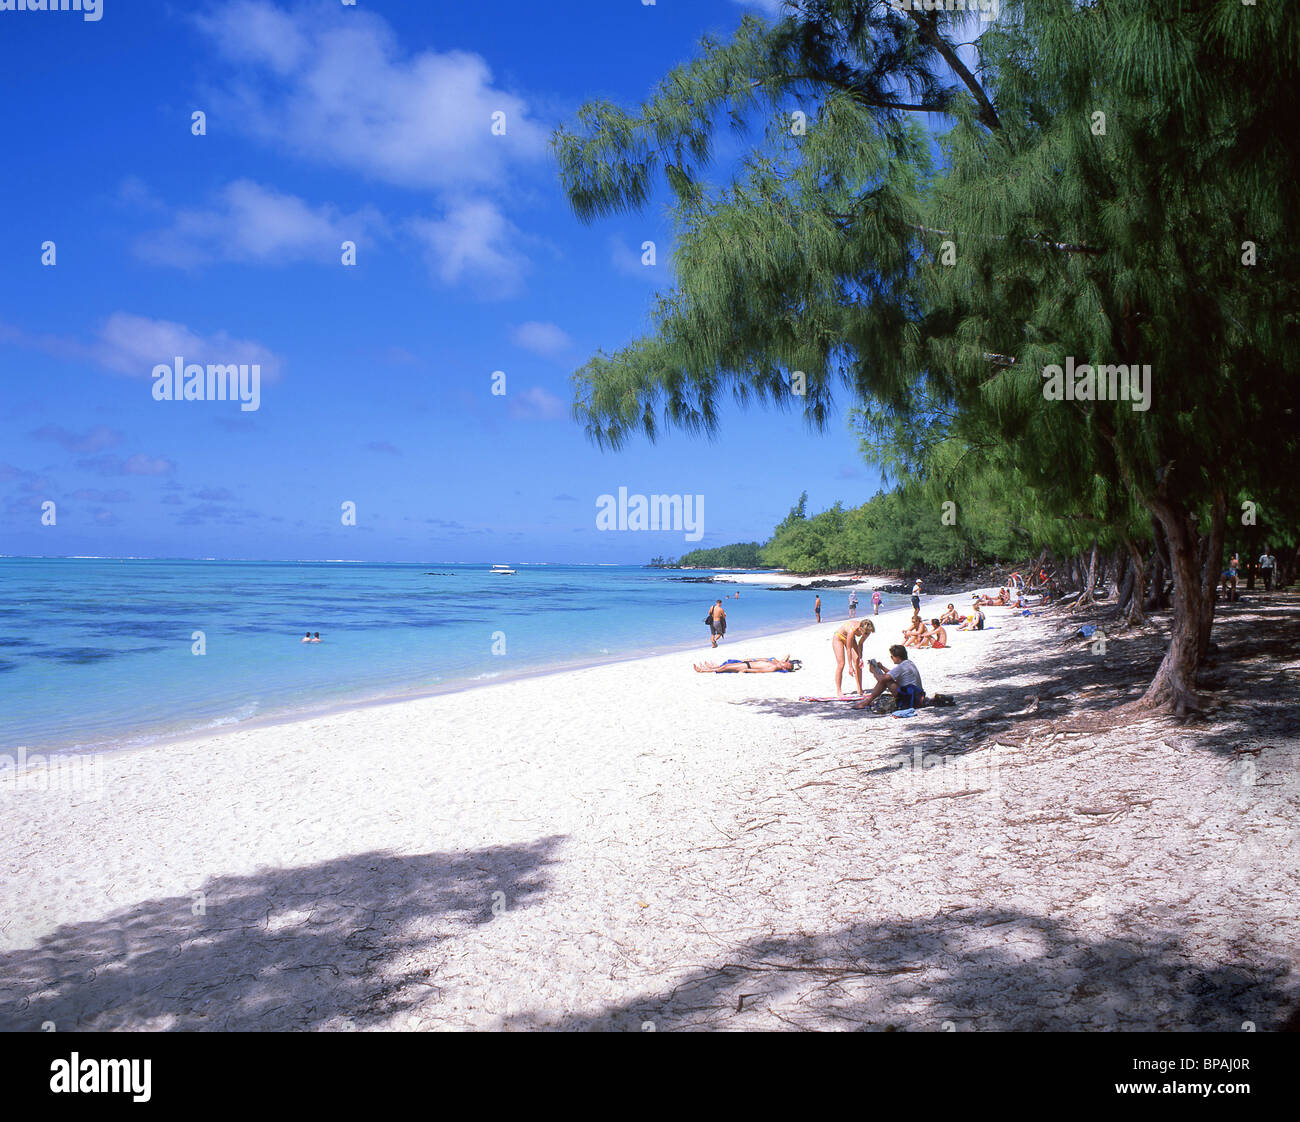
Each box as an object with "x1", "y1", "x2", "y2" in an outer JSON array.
[
  {"x1": 975, "y1": 588, "x2": 1009, "y2": 606},
  {"x1": 694, "y1": 656, "x2": 801, "y2": 673}
]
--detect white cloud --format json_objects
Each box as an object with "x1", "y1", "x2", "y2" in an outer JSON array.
[
  {"x1": 77, "y1": 453, "x2": 177, "y2": 478},
  {"x1": 30, "y1": 424, "x2": 123, "y2": 454},
  {"x1": 193, "y1": 0, "x2": 547, "y2": 191},
  {"x1": 510, "y1": 321, "x2": 572, "y2": 357},
  {"x1": 609, "y1": 235, "x2": 669, "y2": 283},
  {"x1": 731, "y1": 0, "x2": 789, "y2": 16},
  {"x1": 0, "y1": 314, "x2": 284, "y2": 380},
  {"x1": 93, "y1": 314, "x2": 284, "y2": 379},
  {"x1": 408, "y1": 200, "x2": 528, "y2": 296},
  {"x1": 136, "y1": 180, "x2": 383, "y2": 268},
  {"x1": 508, "y1": 386, "x2": 568, "y2": 422}
]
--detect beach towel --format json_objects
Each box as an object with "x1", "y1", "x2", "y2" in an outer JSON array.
[{"x1": 893, "y1": 708, "x2": 917, "y2": 718}]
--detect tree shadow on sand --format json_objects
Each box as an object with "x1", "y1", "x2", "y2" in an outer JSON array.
[
  {"x1": 506, "y1": 908, "x2": 1296, "y2": 1031},
  {"x1": 0, "y1": 836, "x2": 563, "y2": 1031},
  {"x1": 736, "y1": 598, "x2": 1298, "y2": 764}
]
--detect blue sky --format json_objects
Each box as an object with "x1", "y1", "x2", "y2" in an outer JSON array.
[{"x1": 0, "y1": 0, "x2": 885, "y2": 563}]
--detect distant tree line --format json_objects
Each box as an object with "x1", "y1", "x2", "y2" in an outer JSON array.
[{"x1": 655, "y1": 486, "x2": 1029, "y2": 574}]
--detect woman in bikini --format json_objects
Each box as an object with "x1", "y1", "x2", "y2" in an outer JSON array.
[
  {"x1": 694, "y1": 656, "x2": 800, "y2": 673},
  {"x1": 832, "y1": 619, "x2": 874, "y2": 696}
]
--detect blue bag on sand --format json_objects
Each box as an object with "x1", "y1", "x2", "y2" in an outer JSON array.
[
  {"x1": 1022, "y1": 610, "x2": 1032, "y2": 616},
  {"x1": 1080, "y1": 623, "x2": 1097, "y2": 638},
  {"x1": 893, "y1": 708, "x2": 916, "y2": 719}
]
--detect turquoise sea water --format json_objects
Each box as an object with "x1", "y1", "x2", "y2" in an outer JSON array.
[{"x1": 0, "y1": 559, "x2": 883, "y2": 753}]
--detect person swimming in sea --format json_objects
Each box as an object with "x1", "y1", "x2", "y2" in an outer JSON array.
[
  {"x1": 302, "y1": 632, "x2": 312, "y2": 643},
  {"x1": 311, "y1": 632, "x2": 322, "y2": 643}
]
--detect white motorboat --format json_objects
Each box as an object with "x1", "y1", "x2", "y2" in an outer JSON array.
[{"x1": 490, "y1": 564, "x2": 516, "y2": 575}]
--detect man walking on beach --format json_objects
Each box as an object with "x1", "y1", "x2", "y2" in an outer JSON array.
[
  {"x1": 911, "y1": 580, "x2": 922, "y2": 614},
  {"x1": 814, "y1": 594, "x2": 821, "y2": 623},
  {"x1": 708, "y1": 599, "x2": 727, "y2": 648},
  {"x1": 1260, "y1": 547, "x2": 1276, "y2": 591}
]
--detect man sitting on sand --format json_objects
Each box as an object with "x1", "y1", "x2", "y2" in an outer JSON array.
[
  {"x1": 854, "y1": 645, "x2": 925, "y2": 710},
  {"x1": 902, "y1": 611, "x2": 926, "y2": 644},
  {"x1": 694, "y1": 656, "x2": 800, "y2": 673},
  {"x1": 903, "y1": 616, "x2": 932, "y2": 648},
  {"x1": 938, "y1": 603, "x2": 961, "y2": 624}
]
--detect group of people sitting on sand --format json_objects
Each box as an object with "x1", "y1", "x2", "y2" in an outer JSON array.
[{"x1": 903, "y1": 613, "x2": 947, "y2": 649}]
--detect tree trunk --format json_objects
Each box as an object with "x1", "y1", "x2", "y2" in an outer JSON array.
[
  {"x1": 1147, "y1": 517, "x2": 1171, "y2": 610},
  {"x1": 1197, "y1": 490, "x2": 1227, "y2": 662},
  {"x1": 1138, "y1": 496, "x2": 1218, "y2": 715},
  {"x1": 1120, "y1": 536, "x2": 1148, "y2": 625},
  {"x1": 1283, "y1": 543, "x2": 1300, "y2": 589},
  {"x1": 1033, "y1": 545, "x2": 1050, "y2": 585},
  {"x1": 1115, "y1": 551, "x2": 1135, "y2": 615},
  {"x1": 1069, "y1": 540, "x2": 1100, "y2": 608}
]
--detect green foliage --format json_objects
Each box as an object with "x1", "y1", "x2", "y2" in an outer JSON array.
[
  {"x1": 676, "y1": 542, "x2": 767, "y2": 568},
  {"x1": 762, "y1": 485, "x2": 1032, "y2": 573},
  {"x1": 556, "y1": 0, "x2": 1300, "y2": 697},
  {"x1": 556, "y1": 0, "x2": 1300, "y2": 542}
]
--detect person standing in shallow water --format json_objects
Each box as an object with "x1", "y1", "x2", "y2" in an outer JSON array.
[
  {"x1": 707, "y1": 599, "x2": 727, "y2": 648},
  {"x1": 814, "y1": 594, "x2": 821, "y2": 623},
  {"x1": 848, "y1": 589, "x2": 858, "y2": 618}
]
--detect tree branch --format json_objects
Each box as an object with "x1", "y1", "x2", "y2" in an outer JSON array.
[{"x1": 906, "y1": 12, "x2": 1001, "y2": 131}]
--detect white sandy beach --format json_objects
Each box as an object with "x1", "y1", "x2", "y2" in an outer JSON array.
[{"x1": 1, "y1": 589, "x2": 1296, "y2": 1030}]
